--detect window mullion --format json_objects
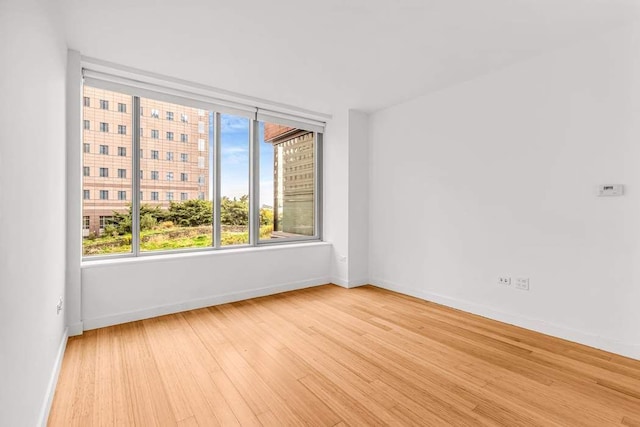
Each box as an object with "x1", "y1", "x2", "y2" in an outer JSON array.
[
  {"x1": 249, "y1": 119, "x2": 260, "y2": 246},
  {"x1": 213, "y1": 112, "x2": 221, "y2": 248},
  {"x1": 132, "y1": 96, "x2": 141, "y2": 256}
]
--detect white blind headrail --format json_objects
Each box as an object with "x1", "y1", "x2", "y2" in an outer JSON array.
[{"x1": 83, "y1": 68, "x2": 326, "y2": 132}]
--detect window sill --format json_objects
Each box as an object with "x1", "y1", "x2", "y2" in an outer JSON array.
[{"x1": 81, "y1": 240, "x2": 331, "y2": 269}]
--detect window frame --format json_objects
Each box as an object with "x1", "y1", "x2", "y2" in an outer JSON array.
[{"x1": 81, "y1": 76, "x2": 324, "y2": 261}]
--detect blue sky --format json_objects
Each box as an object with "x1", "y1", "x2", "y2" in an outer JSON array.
[{"x1": 217, "y1": 114, "x2": 273, "y2": 206}]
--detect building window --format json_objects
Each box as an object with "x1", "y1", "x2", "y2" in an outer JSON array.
[
  {"x1": 140, "y1": 170, "x2": 143, "y2": 180},
  {"x1": 100, "y1": 99, "x2": 109, "y2": 110},
  {"x1": 140, "y1": 149, "x2": 143, "y2": 158},
  {"x1": 166, "y1": 152, "x2": 174, "y2": 161},
  {"x1": 100, "y1": 122, "x2": 109, "y2": 132},
  {"x1": 151, "y1": 150, "x2": 159, "y2": 160},
  {"x1": 118, "y1": 191, "x2": 127, "y2": 201},
  {"x1": 151, "y1": 129, "x2": 159, "y2": 139},
  {"x1": 198, "y1": 109, "x2": 205, "y2": 117},
  {"x1": 197, "y1": 175, "x2": 205, "y2": 185},
  {"x1": 83, "y1": 143, "x2": 90, "y2": 153},
  {"x1": 151, "y1": 191, "x2": 159, "y2": 201},
  {"x1": 181, "y1": 113, "x2": 188, "y2": 123},
  {"x1": 99, "y1": 216, "x2": 113, "y2": 229},
  {"x1": 180, "y1": 134, "x2": 188, "y2": 143},
  {"x1": 166, "y1": 172, "x2": 174, "y2": 181},
  {"x1": 118, "y1": 169, "x2": 126, "y2": 179},
  {"x1": 181, "y1": 192, "x2": 188, "y2": 201},
  {"x1": 166, "y1": 111, "x2": 174, "y2": 121},
  {"x1": 198, "y1": 139, "x2": 205, "y2": 151},
  {"x1": 198, "y1": 192, "x2": 205, "y2": 200},
  {"x1": 151, "y1": 171, "x2": 159, "y2": 180},
  {"x1": 166, "y1": 192, "x2": 174, "y2": 201},
  {"x1": 198, "y1": 156, "x2": 205, "y2": 168},
  {"x1": 140, "y1": 191, "x2": 143, "y2": 201},
  {"x1": 198, "y1": 121, "x2": 205, "y2": 133},
  {"x1": 83, "y1": 190, "x2": 90, "y2": 200},
  {"x1": 99, "y1": 145, "x2": 108, "y2": 155},
  {"x1": 180, "y1": 172, "x2": 188, "y2": 182},
  {"x1": 118, "y1": 103, "x2": 127, "y2": 113},
  {"x1": 83, "y1": 166, "x2": 90, "y2": 177},
  {"x1": 151, "y1": 109, "x2": 159, "y2": 118},
  {"x1": 83, "y1": 97, "x2": 90, "y2": 107},
  {"x1": 166, "y1": 132, "x2": 174, "y2": 141},
  {"x1": 140, "y1": 107, "x2": 143, "y2": 116},
  {"x1": 118, "y1": 125, "x2": 127, "y2": 135},
  {"x1": 83, "y1": 216, "x2": 90, "y2": 230},
  {"x1": 180, "y1": 153, "x2": 188, "y2": 162},
  {"x1": 83, "y1": 120, "x2": 90, "y2": 130},
  {"x1": 99, "y1": 167, "x2": 109, "y2": 178},
  {"x1": 118, "y1": 146, "x2": 126, "y2": 156},
  {"x1": 99, "y1": 190, "x2": 109, "y2": 200}
]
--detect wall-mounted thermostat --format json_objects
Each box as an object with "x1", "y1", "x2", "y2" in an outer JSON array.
[{"x1": 597, "y1": 184, "x2": 624, "y2": 197}]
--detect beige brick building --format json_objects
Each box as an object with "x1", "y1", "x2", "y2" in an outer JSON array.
[{"x1": 82, "y1": 87, "x2": 210, "y2": 235}]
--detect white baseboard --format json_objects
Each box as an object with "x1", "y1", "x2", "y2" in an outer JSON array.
[
  {"x1": 331, "y1": 277, "x2": 369, "y2": 289},
  {"x1": 67, "y1": 321, "x2": 83, "y2": 336},
  {"x1": 83, "y1": 277, "x2": 330, "y2": 330},
  {"x1": 372, "y1": 278, "x2": 640, "y2": 361},
  {"x1": 38, "y1": 327, "x2": 68, "y2": 427}
]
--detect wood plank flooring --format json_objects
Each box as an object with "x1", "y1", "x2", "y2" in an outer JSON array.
[{"x1": 49, "y1": 285, "x2": 640, "y2": 426}]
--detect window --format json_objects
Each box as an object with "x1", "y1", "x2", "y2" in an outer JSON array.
[
  {"x1": 83, "y1": 97, "x2": 90, "y2": 107},
  {"x1": 82, "y1": 86, "x2": 133, "y2": 255},
  {"x1": 84, "y1": 120, "x2": 90, "y2": 130},
  {"x1": 81, "y1": 82, "x2": 322, "y2": 259}
]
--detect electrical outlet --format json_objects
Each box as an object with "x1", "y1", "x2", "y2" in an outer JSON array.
[
  {"x1": 56, "y1": 297, "x2": 63, "y2": 315},
  {"x1": 498, "y1": 276, "x2": 511, "y2": 286},
  {"x1": 515, "y1": 277, "x2": 529, "y2": 291}
]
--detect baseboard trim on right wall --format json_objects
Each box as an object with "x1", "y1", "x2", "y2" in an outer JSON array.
[{"x1": 371, "y1": 278, "x2": 640, "y2": 361}]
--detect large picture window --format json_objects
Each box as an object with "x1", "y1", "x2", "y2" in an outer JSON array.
[{"x1": 81, "y1": 81, "x2": 322, "y2": 258}]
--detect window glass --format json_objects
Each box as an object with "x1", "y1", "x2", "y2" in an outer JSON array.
[{"x1": 82, "y1": 86, "x2": 132, "y2": 256}]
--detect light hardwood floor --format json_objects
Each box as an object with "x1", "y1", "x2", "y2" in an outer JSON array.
[{"x1": 49, "y1": 285, "x2": 640, "y2": 426}]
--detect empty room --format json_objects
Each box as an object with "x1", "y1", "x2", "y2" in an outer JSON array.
[{"x1": 2, "y1": 0, "x2": 640, "y2": 425}]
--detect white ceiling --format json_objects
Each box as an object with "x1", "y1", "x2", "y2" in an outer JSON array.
[{"x1": 58, "y1": 0, "x2": 638, "y2": 115}]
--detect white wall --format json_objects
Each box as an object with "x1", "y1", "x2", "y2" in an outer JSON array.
[
  {"x1": 369, "y1": 25, "x2": 640, "y2": 359},
  {"x1": 348, "y1": 110, "x2": 370, "y2": 286},
  {"x1": 0, "y1": 0, "x2": 68, "y2": 424},
  {"x1": 82, "y1": 243, "x2": 331, "y2": 329}
]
